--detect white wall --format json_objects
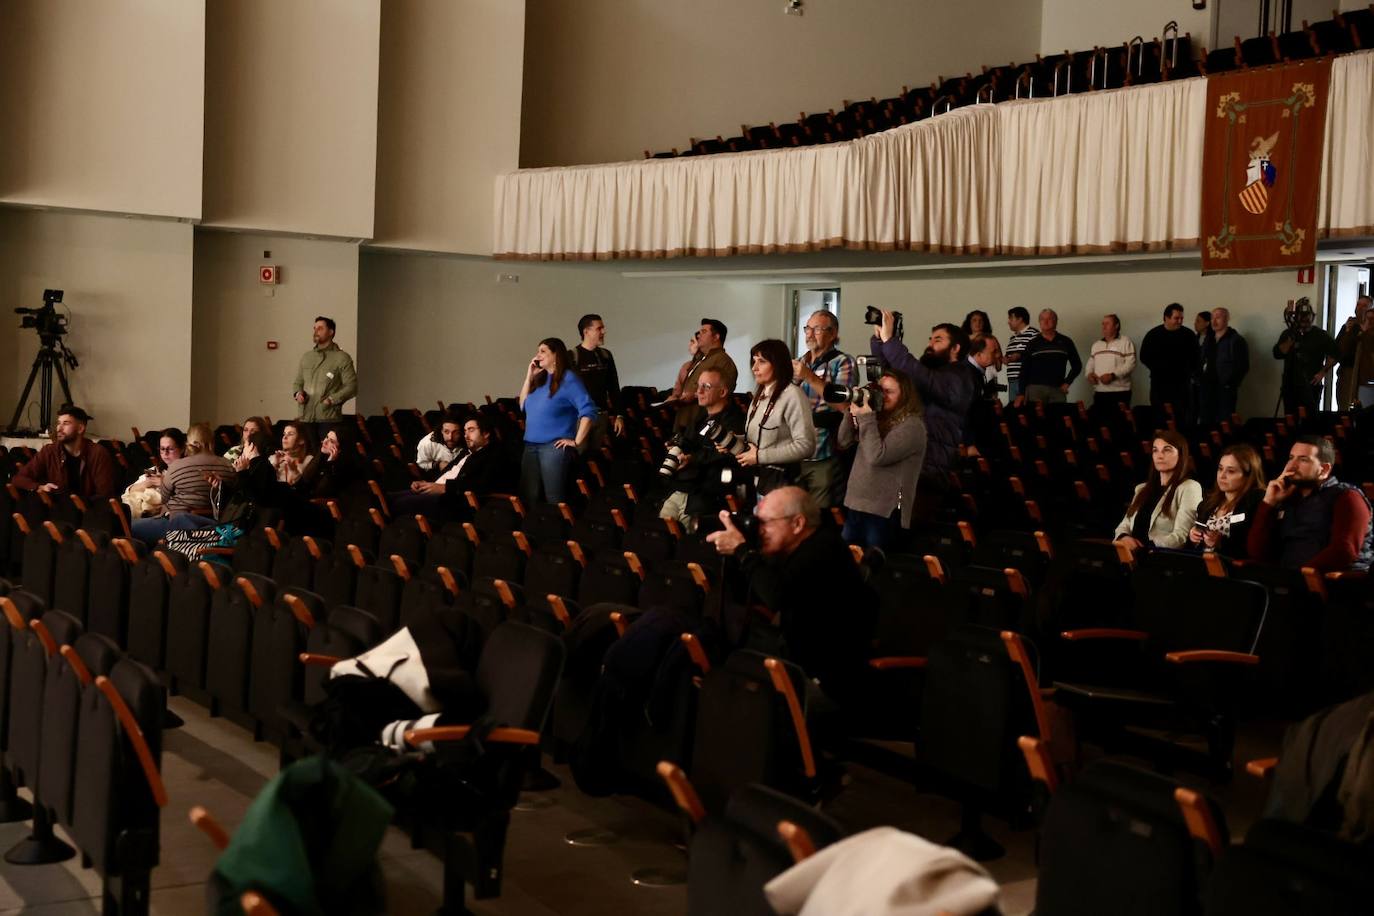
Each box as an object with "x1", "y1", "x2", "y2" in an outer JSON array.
[
  {"x1": 520, "y1": 0, "x2": 1043, "y2": 167},
  {"x1": 0, "y1": 211, "x2": 194, "y2": 438},
  {"x1": 356, "y1": 253, "x2": 784, "y2": 412},
  {"x1": 0, "y1": 0, "x2": 205, "y2": 218},
  {"x1": 201, "y1": 0, "x2": 381, "y2": 237},
  {"x1": 191, "y1": 233, "x2": 360, "y2": 426},
  {"x1": 837, "y1": 259, "x2": 1311, "y2": 420},
  {"x1": 1039, "y1": 0, "x2": 1210, "y2": 57},
  {"x1": 371, "y1": 0, "x2": 526, "y2": 255}
]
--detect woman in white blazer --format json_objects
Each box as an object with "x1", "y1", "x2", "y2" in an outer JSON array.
[{"x1": 1114, "y1": 430, "x2": 1202, "y2": 550}]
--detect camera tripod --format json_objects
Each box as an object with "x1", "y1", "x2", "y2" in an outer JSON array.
[{"x1": 7, "y1": 336, "x2": 75, "y2": 434}]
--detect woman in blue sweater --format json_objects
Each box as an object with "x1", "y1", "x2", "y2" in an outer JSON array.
[{"x1": 519, "y1": 337, "x2": 598, "y2": 505}]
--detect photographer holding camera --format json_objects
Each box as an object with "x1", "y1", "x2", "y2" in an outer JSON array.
[
  {"x1": 869, "y1": 309, "x2": 977, "y2": 511},
  {"x1": 706, "y1": 486, "x2": 877, "y2": 710},
  {"x1": 1273, "y1": 298, "x2": 1338, "y2": 416},
  {"x1": 835, "y1": 370, "x2": 927, "y2": 549},
  {"x1": 657, "y1": 368, "x2": 746, "y2": 529}
]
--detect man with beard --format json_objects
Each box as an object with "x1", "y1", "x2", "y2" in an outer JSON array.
[
  {"x1": 12, "y1": 404, "x2": 117, "y2": 501},
  {"x1": 870, "y1": 312, "x2": 976, "y2": 504},
  {"x1": 1248, "y1": 436, "x2": 1373, "y2": 571},
  {"x1": 1273, "y1": 298, "x2": 1338, "y2": 416}
]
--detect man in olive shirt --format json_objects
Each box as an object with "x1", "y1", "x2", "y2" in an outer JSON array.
[
  {"x1": 673, "y1": 318, "x2": 738, "y2": 430},
  {"x1": 292, "y1": 316, "x2": 358, "y2": 438}
]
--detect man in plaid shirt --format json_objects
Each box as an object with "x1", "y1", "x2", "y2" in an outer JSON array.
[{"x1": 792, "y1": 310, "x2": 857, "y2": 508}]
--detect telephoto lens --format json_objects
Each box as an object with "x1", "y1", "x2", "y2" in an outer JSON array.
[
  {"x1": 823, "y1": 383, "x2": 879, "y2": 407},
  {"x1": 704, "y1": 421, "x2": 748, "y2": 456},
  {"x1": 658, "y1": 444, "x2": 686, "y2": 477}
]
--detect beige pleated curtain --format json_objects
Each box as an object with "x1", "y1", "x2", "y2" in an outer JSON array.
[{"x1": 494, "y1": 51, "x2": 1374, "y2": 261}]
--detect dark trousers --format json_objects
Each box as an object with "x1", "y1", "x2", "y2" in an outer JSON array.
[
  {"x1": 1092, "y1": 391, "x2": 1132, "y2": 412},
  {"x1": 1200, "y1": 382, "x2": 1239, "y2": 426},
  {"x1": 1282, "y1": 383, "x2": 1322, "y2": 417}
]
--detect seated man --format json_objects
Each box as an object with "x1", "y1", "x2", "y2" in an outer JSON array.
[
  {"x1": 12, "y1": 404, "x2": 117, "y2": 502},
  {"x1": 416, "y1": 414, "x2": 463, "y2": 476},
  {"x1": 1248, "y1": 435, "x2": 1374, "y2": 571},
  {"x1": 389, "y1": 415, "x2": 503, "y2": 521},
  {"x1": 658, "y1": 367, "x2": 746, "y2": 530},
  {"x1": 707, "y1": 486, "x2": 877, "y2": 710}
]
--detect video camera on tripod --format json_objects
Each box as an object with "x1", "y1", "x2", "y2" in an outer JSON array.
[{"x1": 7, "y1": 289, "x2": 79, "y2": 434}]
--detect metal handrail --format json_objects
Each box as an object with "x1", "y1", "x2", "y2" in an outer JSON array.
[
  {"x1": 1162, "y1": 20, "x2": 1180, "y2": 68},
  {"x1": 932, "y1": 94, "x2": 955, "y2": 115},
  {"x1": 1053, "y1": 59, "x2": 1071, "y2": 96},
  {"x1": 1015, "y1": 69, "x2": 1035, "y2": 100},
  {"x1": 1126, "y1": 35, "x2": 1145, "y2": 77}
]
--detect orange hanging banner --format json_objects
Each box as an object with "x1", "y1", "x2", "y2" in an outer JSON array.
[{"x1": 1200, "y1": 58, "x2": 1332, "y2": 275}]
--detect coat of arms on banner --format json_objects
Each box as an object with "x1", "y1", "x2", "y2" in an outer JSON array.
[{"x1": 1201, "y1": 59, "x2": 1331, "y2": 274}]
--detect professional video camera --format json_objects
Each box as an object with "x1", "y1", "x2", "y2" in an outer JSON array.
[
  {"x1": 822, "y1": 354, "x2": 886, "y2": 408},
  {"x1": 1283, "y1": 297, "x2": 1315, "y2": 334},
  {"x1": 863, "y1": 305, "x2": 903, "y2": 341},
  {"x1": 15, "y1": 289, "x2": 71, "y2": 343}
]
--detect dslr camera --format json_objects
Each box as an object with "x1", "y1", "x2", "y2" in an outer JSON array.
[
  {"x1": 658, "y1": 436, "x2": 688, "y2": 477},
  {"x1": 864, "y1": 305, "x2": 903, "y2": 341},
  {"x1": 822, "y1": 354, "x2": 885, "y2": 408}
]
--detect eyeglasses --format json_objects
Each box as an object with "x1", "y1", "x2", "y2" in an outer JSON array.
[
  {"x1": 802, "y1": 325, "x2": 832, "y2": 334},
  {"x1": 159, "y1": 446, "x2": 180, "y2": 454}
]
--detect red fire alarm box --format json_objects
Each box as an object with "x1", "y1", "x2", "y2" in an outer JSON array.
[
  {"x1": 1297, "y1": 266, "x2": 1315, "y2": 284},
  {"x1": 260, "y1": 265, "x2": 279, "y2": 285},
  {"x1": 267, "y1": 341, "x2": 279, "y2": 350}
]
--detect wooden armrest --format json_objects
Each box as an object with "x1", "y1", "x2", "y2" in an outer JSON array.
[
  {"x1": 1114, "y1": 542, "x2": 1137, "y2": 566},
  {"x1": 1060, "y1": 628, "x2": 1149, "y2": 641},
  {"x1": 95, "y1": 675, "x2": 168, "y2": 807},
  {"x1": 281, "y1": 593, "x2": 316, "y2": 629},
  {"x1": 764, "y1": 658, "x2": 816, "y2": 780},
  {"x1": 302, "y1": 535, "x2": 323, "y2": 560},
  {"x1": 1164, "y1": 650, "x2": 1259, "y2": 665},
  {"x1": 868, "y1": 656, "x2": 927, "y2": 670},
  {"x1": 848, "y1": 544, "x2": 864, "y2": 566},
  {"x1": 109, "y1": 498, "x2": 133, "y2": 539},
  {"x1": 10, "y1": 512, "x2": 30, "y2": 536},
  {"x1": 189, "y1": 805, "x2": 230, "y2": 851},
  {"x1": 414, "y1": 514, "x2": 433, "y2": 537},
  {"x1": 151, "y1": 549, "x2": 180, "y2": 578},
  {"x1": 623, "y1": 551, "x2": 645, "y2": 580},
  {"x1": 235, "y1": 576, "x2": 265, "y2": 609},
  {"x1": 1034, "y1": 530, "x2": 1054, "y2": 559},
  {"x1": 546, "y1": 594, "x2": 572, "y2": 629},
  {"x1": 1301, "y1": 566, "x2": 1328, "y2": 600},
  {"x1": 922, "y1": 554, "x2": 947, "y2": 585},
  {"x1": 655, "y1": 761, "x2": 705, "y2": 825},
  {"x1": 0, "y1": 597, "x2": 24, "y2": 631},
  {"x1": 347, "y1": 544, "x2": 367, "y2": 569},
  {"x1": 299, "y1": 653, "x2": 341, "y2": 668},
  {"x1": 1203, "y1": 552, "x2": 1227, "y2": 578},
  {"x1": 611, "y1": 508, "x2": 629, "y2": 531},
  {"x1": 59, "y1": 644, "x2": 93, "y2": 685},
  {"x1": 686, "y1": 562, "x2": 709, "y2": 591},
  {"x1": 609, "y1": 611, "x2": 629, "y2": 638},
  {"x1": 402, "y1": 725, "x2": 541, "y2": 748},
  {"x1": 492, "y1": 579, "x2": 517, "y2": 611},
  {"x1": 1174, "y1": 787, "x2": 1224, "y2": 859},
  {"x1": 368, "y1": 482, "x2": 390, "y2": 519},
  {"x1": 777, "y1": 820, "x2": 817, "y2": 863},
  {"x1": 30, "y1": 618, "x2": 57, "y2": 656},
  {"x1": 437, "y1": 566, "x2": 461, "y2": 597},
  {"x1": 462, "y1": 522, "x2": 481, "y2": 545},
  {"x1": 390, "y1": 554, "x2": 412, "y2": 581},
  {"x1": 1003, "y1": 631, "x2": 1053, "y2": 743},
  {"x1": 263, "y1": 526, "x2": 283, "y2": 551},
  {"x1": 681, "y1": 633, "x2": 711, "y2": 674},
  {"x1": 112, "y1": 537, "x2": 140, "y2": 565},
  {"x1": 1018, "y1": 735, "x2": 1059, "y2": 793},
  {"x1": 1004, "y1": 567, "x2": 1030, "y2": 599},
  {"x1": 1245, "y1": 757, "x2": 1278, "y2": 779},
  {"x1": 198, "y1": 561, "x2": 223, "y2": 590},
  {"x1": 75, "y1": 529, "x2": 99, "y2": 555},
  {"x1": 566, "y1": 540, "x2": 586, "y2": 567},
  {"x1": 199, "y1": 547, "x2": 237, "y2": 557},
  {"x1": 326, "y1": 500, "x2": 343, "y2": 522}
]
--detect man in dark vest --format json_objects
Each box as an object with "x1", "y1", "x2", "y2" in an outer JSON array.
[{"x1": 1248, "y1": 435, "x2": 1374, "y2": 571}]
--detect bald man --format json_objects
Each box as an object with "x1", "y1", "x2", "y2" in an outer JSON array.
[
  {"x1": 1200, "y1": 307, "x2": 1249, "y2": 424},
  {"x1": 708, "y1": 486, "x2": 876, "y2": 708}
]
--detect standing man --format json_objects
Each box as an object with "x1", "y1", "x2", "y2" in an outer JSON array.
[
  {"x1": 1003, "y1": 307, "x2": 1039, "y2": 400},
  {"x1": 1086, "y1": 314, "x2": 1136, "y2": 412},
  {"x1": 1335, "y1": 295, "x2": 1372, "y2": 407},
  {"x1": 1273, "y1": 298, "x2": 1338, "y2": 416},
  {"x1": 674, "y1": 319, "x2": 738, "y2": 430},
  {"x1": 292, "y1": 316, "x2": 357, "y2": 441},
  {"x1": 1139, "y1": 303, "x2": 1197, "y2": 424},
  {"x1": 1337, "y1": 304, "x2": 1374, "y2": 408},
  {"x1": 791, "y1": 310, "x2": 856, "y2": 508},
  {"x1": 568, "y1": 313, "x2": 624, "y2": 451},
  {"x1": 1020, "y1": 309, "x2": 1082, "y2": 404},
  {"x1": 872, "y1": 313, "x2": 975, "y2": 518},
  {"x1": 967, "y1": 334, "x2": 1003, "y2": 401},
  {"x1": 1199, "y1": 308, "x2": 1249, "y2": 425},
  {"x1": 12, "y1": 405, "x2": 117, "y2": 501}
]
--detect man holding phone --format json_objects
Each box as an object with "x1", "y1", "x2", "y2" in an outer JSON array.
[{"x1": 1247, "y1": 435, "x2": 1373, "y2": 571}]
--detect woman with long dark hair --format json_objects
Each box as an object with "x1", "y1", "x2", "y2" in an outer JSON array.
[
  {"x1": 1114, "y1": 430, "x2": 1202, "y2": 550},
  {"x1": 837, "y1": 370, "x2": 927, "y2": 549},
  {"x1": 962, "y1": 310, "x2": 992, "y2": 338},
  {"x1": 737, "y1": 339, "x2": 816, "y2": 494},
  {"x1": 519, "y1": 337, "x2": 597, "y2": 505},
  {"x1": 270, "y1": 421, "x2": 318, "y2": 489},
  {"x1": 1187, "y1": 443, "x2": 1265, "y2": 559}
]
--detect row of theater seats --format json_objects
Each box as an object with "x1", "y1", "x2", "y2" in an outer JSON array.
[{"x1": 644, "y1": 8, "x2": 1374, "y2": 158}]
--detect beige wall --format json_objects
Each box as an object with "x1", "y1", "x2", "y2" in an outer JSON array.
[
  {"x1": 837, "y1": 260, "x2": 1310, "y2": 420},
  {"x1": 520, "y1": 0, "x2": 1043, "y2": 167},
  {"x1": 0, "y1": 211, "x2": 194, "y2": 438},
  {"x1": 356, "y1": 252, "x2": 784, "y2": 413},
  {"x1": 1039, "y1": 0, "x2": 1210, "y2": 57},
  {"x1": 191, "y1": 233, "x2": 360, "y2": 426},
  {"x1": 372, "y1": 0, "x2": 526, "y2": 256},
  {"x1": 0, "y1": 0, "x2": 205, "y2": 218},
  {"x1": 201, "y1": 0, "x2": 381, "y2": 238}
]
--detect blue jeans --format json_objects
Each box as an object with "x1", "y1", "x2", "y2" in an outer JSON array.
[
  {"x1": 131, "y1": 512, "x2": 218, "y2": 546},
  {"x1": 520, "y1": 442, "x2": 575, "y2": 506},
  {"x1": 842, "y1": 508, "x2": 898, "y2": 550}
]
